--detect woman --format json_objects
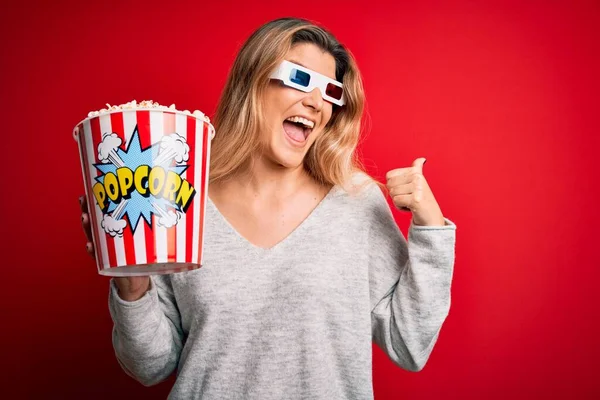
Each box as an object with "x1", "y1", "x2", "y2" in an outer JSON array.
[{"x1": 80, "y1": 17, "x2": 456, "y2": 399}]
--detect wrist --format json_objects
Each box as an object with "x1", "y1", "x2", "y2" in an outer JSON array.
[
  {"x1": 413, "y1": 212, "x2": 446, "y2": 226},
  {"x1": 114, "y1": 279, "x2": 151, "y2": 302}
]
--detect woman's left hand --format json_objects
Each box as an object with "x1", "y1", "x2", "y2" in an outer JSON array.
[{"x1": 386, "y1": 157, "x2": 446, "y2": 226}]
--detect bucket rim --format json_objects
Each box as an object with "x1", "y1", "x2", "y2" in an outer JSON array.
[{"x1": 72, "y1": 108, "x2": 215, "y2": 139}]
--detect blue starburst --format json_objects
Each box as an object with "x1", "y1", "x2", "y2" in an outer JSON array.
[{"x1": 94, "y1": 126, "x2": 191, "y2": 233}]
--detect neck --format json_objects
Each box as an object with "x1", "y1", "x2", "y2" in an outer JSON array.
[{"x1": 227, "y1": 153, "x2": 312, "y2": 200}]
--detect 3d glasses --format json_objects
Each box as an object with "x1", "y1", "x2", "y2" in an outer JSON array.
[{"x1": 269, "y1": 60, "x2": 345, "y2": 106}]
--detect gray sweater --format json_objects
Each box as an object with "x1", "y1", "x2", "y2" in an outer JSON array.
[{"x1": 108, "y1": 178, "x2": 457, "y2": 399}]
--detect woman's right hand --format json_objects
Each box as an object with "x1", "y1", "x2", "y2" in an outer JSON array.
[{"x1": 80, "y1": 195, "x2": 150, "y2": 301}]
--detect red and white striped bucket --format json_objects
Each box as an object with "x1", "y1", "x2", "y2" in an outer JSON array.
[{"x1": 73, "y1": 107, "x2": 214, "y2": 276}]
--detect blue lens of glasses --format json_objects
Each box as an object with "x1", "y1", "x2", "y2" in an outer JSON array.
[{"x1": 289, "y1": 68, "x2": 311, "y2": 87}]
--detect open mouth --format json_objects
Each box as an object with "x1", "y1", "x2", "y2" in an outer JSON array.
[{"x1": 283, "y1": 116, "x2": 314, "y2": 144}]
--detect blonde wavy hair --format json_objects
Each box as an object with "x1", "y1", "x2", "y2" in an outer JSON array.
[{"x1": 210, "y1": 17, "x2": 378, "y2": 191}]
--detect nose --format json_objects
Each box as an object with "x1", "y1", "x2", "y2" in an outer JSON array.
[{"x1": 302, "y1": 88, "x2": 324, "y2": 112}]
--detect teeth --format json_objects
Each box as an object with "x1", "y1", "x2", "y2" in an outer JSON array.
[{"x1": 285, "y1": 116, "x2": 315, "y2": 129}]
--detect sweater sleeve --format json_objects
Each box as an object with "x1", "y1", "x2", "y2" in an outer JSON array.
[
  {"x1": 367, "y1": 183, "x2": 456, "y2": 372},
  {"x1": 108, "y1": 275, "x2": 184, "y2": 386}
]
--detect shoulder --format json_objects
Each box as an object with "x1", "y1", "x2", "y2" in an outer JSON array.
[
  {"x1": 330, "y1": 171, "x2": 391, "y2": 218},
  {"x1": 335, "y1": 171, "x2": 387, "y2": 202}
]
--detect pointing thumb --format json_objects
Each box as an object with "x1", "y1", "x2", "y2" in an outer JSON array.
[{"x1": 412, "y1": 157, "x2": 427, "y2": 173}]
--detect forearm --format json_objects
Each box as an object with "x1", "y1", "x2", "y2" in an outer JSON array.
[
  {"x1": 108, "y1": 279, "x2": 182, "y2": 385},
  {"x1": 372, "y1": 219, "x2": 456, "y2": 371}
]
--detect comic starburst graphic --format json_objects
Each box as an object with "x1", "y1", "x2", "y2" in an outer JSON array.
[{"x1": 94, "y1": 126, "x2": 192, "y2": 234}]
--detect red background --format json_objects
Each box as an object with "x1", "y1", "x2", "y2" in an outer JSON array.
[{"x1": 1, "y1": 0, "x2": 599, "y2": 398}]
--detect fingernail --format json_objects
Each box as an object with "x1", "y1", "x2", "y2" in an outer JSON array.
[
  {"x1": 424, "y1": 158, "x2": 427, "y2": 164},
  {"x1": 78, "y1": 196, "x2": 83, "y2": 205},
  {"x1": 86, "y1": 243, "x2": 92, "y2": 252},
  {"x1": 81, "y1": 214, "x2": 85, "y2": 222}
]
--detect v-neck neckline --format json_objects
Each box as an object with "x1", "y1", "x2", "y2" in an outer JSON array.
[{"x1": 206, "y1": 185, "x2": 340, "y2": 255}]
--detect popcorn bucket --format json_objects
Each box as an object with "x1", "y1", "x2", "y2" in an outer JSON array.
[{"x1": 73, "y1": 105, "x2": 215, "y2": 276}]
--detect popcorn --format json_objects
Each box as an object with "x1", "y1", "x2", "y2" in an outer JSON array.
[{"x1": 87, "y1": 100, "x2": 210, "y2": 123}]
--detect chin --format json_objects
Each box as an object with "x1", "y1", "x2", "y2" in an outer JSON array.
[
  {"x1": 270, "y1": 147, "x2": 306, "y2": 169},
  {"x1": 265, "y1": 138, "x2": 308, "y2": 169},
  {"x1": 260, "y1": 126, "x2": 316, "y2": 169}
]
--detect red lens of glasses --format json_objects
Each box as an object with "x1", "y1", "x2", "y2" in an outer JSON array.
[{"x1": 325, "y1": 83, "x2": 343, "y2": 100}]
